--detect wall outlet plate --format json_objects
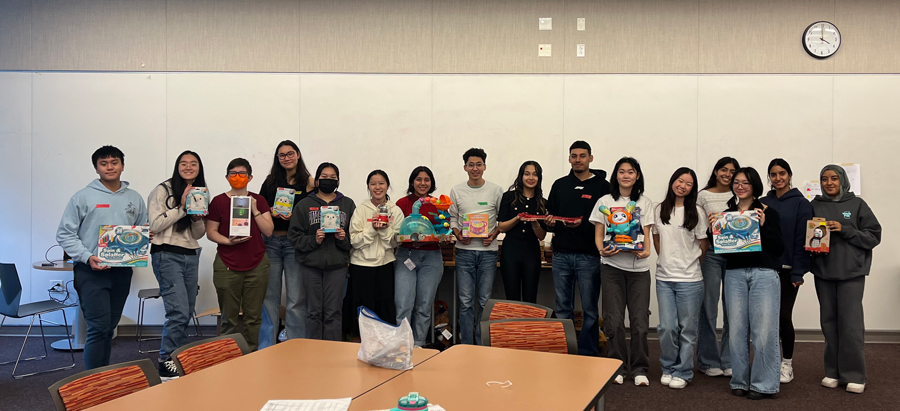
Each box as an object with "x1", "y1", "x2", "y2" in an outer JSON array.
[
  {"x1": 577, "y1": 44, "x2": 585, "y2": 57},
  {"x1": 49, "y1": 280, "x2": 65, "y2": 293},
  {"x1": 539, "y1": 44, "x2": 552, "y2": 57},
  {"x1": 539, "y1": 18, "x2": 552, "y2": 30}
]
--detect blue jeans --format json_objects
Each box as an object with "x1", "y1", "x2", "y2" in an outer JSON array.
[
  {"x1": 725, "y1": 267, "x2": 781, "y2": 394},
  {"x1": 150, "y1": 250, "x2": 200, "y2": 362},
  {"x1": 697, "y1": 249, "x2": 731, "y2": 371},
  {"x1": 552, "y1": 252, "x2": 601, "y2": 356},
  {"x1": 72, "y1": 263, "x2": 133, "y2": 370},
  {"x1": 395, "y1": 247, "x2": 444, "y2": 346},
  {"x1": 260, "y1": 235, "x2": 306, "y2": 349},
  {"x1": 657, "y1": 280, "x2": 704, "y2": 381},
  {"x1": 455, "y1": 249, "x2": 497, "y2": 345}
]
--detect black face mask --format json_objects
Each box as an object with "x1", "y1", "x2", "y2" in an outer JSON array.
[{"x1": 318, "y1": 178, "x2": 339, "y2": 194}]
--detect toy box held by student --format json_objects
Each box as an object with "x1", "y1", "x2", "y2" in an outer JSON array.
[
  {"x1": 185, "y1": 187, "x2": 209, "y2": 215},
  {"x1": 461, "y1": 213, "x2": 489, "y2": 238},
  {"x1": 805, "y1": 217, "x2": 830, "y2": 253},
  {"x1": 320, "y1": 206, "x2": 340, "y2": 233},
  {"x1": 598, "y1": 202, "x2": 645, "y2": 250},
  {"x1": 272, "y1": 187, "x2": 295, "y2": 216},
  {"x1": 98, "y1": 225, "x2": 150, "y2": 267},
  {"x1": 229, "y1": 196, "x2": 252, "y2": 237},
  {"x1": 711, "y1": 211, "x2": 762, "y2": 254}
]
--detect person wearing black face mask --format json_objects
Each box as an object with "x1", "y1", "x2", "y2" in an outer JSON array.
[{"x1": 288, "y1": 162, "x2": 356, "y2": 341}]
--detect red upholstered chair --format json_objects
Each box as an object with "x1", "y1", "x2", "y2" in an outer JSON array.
[
  {"x1": 481, "y1": 318, "x2": 577, "y2": 354},
  {"x1": 171, "y1": 333, "x2": 250, "y2": 376},
  {"x1": 481, "y1": 299, "x2": 554, "y2": 321},
  {"x1": 47, "y1": 359, "x2": 160, "y2": 411}
]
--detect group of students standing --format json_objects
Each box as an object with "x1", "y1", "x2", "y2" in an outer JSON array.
[{"x1": 57, "y1": 141, "x2": 880, "y2": 401}]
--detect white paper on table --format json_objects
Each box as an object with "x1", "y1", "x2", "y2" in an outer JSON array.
[
  {"x1": 802, "y1": 181, "x2": 821, "y2": 201},
  {"x1": 260, "y1": 398, "x2": 351, "y2": 411},
  {"x1": 841, "y1": 163, "x2": 862, "y2": 196}
]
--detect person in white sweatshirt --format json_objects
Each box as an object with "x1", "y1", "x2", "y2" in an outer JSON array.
[
  {"x1": 346, "y1": 170, "x2": 404, "y2": 337},
  {"x1": 147, "y1": 150, "x2": 208, "y2": 380}
]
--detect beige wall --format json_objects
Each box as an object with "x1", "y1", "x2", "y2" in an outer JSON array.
[{"x1": 1, "y1": 0, "x2": 899, "y2": 73}]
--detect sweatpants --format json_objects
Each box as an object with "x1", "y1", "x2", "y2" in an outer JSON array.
[
  {"x1": 814, "y1": 275, "x2": 867, "y2": 384},
  {"x1": 601, "y1": 264, "x2": 651, "y2": 377},
  {"x1": 303, "y1": 264, "x2": 348, "y2": 341}
]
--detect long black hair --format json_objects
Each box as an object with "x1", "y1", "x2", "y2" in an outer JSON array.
[
  {"x1": 727, "y1": 167, "x2": 765, "y2": 209},
  {"x1": 658, "y1": 167, "x2": 700, "y2": 230},
  {"x1": 507, "y1": 160, "x2": 546, "y2": 213},
  {"x1": 704, "y1": 157, "x2": 741, "y2": 190},
  {"x1": 767, "y1": 158, "x2": 793, "y2": 190},
  {"x1": 263, "y1": 140, "x2": 310, "y2": 193},
  {"x1": 367, "y1": 169, "x2": 391, "y2": 201},
  {"x1": 164, "y1": 150, "x2": 206, "y2": 232},
  {"x1": 406, "y1": 166, "x2": 436, "y2": 196},
  {"x1": 610, "y1": 157, "x2": 644, "y2": 202}
]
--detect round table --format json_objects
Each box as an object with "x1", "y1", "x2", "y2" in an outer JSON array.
[{"x1": 32, "y1": 261, "x2": 85, "y2": 351}]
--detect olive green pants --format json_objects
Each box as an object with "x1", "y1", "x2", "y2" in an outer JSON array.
[{"x1": 213, "y1": 254, "x2": 270, "y2": 352}]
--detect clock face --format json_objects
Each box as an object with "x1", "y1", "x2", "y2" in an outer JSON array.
[{"x1": 804, "y1": 21, "x2": 840, "y2": 59}]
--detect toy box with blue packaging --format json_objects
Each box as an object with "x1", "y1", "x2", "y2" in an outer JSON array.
[
  {"x1": 597, "y1": 201, "x2": 645, "y2": 250},
  {"x1": 711, "y1": 211, "x2": 762, "y2": 254}
]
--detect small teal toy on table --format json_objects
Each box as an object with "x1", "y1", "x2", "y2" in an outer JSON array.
[{"x1": 390, "y1": 392, "x2": 428, "y2": 411}]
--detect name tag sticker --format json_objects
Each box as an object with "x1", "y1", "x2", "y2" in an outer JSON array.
[
  {"x1": 581, "y1": 195, "x2": 592, "y2": 199},
  {"x1": 478, "y1": 202, "x2": 488, "y2": 206},
  {"x1": 95, "y1": 204, "x2": 110, "y2": 208}
]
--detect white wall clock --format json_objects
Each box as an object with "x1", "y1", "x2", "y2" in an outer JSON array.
[{"x1": 803, "y1": 21, "x2": 841, "y2": 59}]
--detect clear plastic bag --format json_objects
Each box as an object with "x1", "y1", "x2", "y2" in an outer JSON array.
[{"x1": 357, "y1": 306, "x2": 414, "y2": 370}]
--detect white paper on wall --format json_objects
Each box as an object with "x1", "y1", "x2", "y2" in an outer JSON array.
[
  {"x1": 841, "y1": 163, "x2": 862, "y2": 196},
  {"x1": 802, "y1": 180, "x2": 821, "y2": 201}
]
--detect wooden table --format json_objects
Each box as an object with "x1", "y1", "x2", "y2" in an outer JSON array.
[
  {"x1": 349, "y1": 345, "x2": 622, "y2": 411},
  {"x1": 86, "y1": 339, "x2": 439, "y2": 411}
]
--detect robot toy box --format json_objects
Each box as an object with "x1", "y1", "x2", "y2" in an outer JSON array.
[{"x1": 597, "y1": 201, "x2": 645, "y2": 250}]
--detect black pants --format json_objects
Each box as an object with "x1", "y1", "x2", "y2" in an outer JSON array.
[
  {"x1": 73, "y1": 263, "x2": 133, "y2": 370},
  {"x1": 601, "y1": 264, "x2": 651, "y2": 377},
  {"x1": 344, "y1": 262, "x2": 396, "y2": 338},
  {"x1": 778, "y1": 269, "x2": 800, "y2": 359},
  {"x1": 499, "y1": 236, "x2": 541, "y2": 303},
  {"x1": 814, "y1": 276, "x2": 867, "y2": 384}
]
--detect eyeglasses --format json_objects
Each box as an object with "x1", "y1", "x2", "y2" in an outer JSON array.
[
  {"x1": 227, "y1": 171, "x2": 248, "y2": 177},
  {"x1": 732, "y1": 181, "x2": 751, "y2": 188},
  {"x1": 466, "y1": 162, "x2": 485, "y2": 169},
  {"x1": 278, "y1": 151, "x2": 297, "y2": 160}
]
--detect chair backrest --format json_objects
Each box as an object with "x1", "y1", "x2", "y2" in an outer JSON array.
[
  {"x1": 171, "y1": 333, "x2": 250, "y2": 376},
  {"x1": 481, "y1": 318, "x2": 577, "y2": 355},
  {"x1": 48, "y1": 359, "x2": 160, "y2": 411},
  {"x1": 0, "y1": 263, "x2": 23, "y2": 317},
  {"x1": 481, "y1": 299, "x2": 554, "y2": 322}
]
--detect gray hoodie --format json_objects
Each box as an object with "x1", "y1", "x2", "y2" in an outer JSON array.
[
  {"x1": 56, "y1": 179, "x2": 149, "y2": 264},
  {"x1": 810, "y1": 165, "x2": 881, "y2": 281}
]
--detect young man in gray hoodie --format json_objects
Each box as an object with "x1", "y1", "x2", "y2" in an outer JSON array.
[
  {"x1": 56, "y1": 146, "x2": 148, "y2": 370},
  {"x1": 811, "y1": 164, "x2": 881, "y2": 394}
]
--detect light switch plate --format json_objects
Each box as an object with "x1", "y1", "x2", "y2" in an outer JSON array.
[
  {"x1": 577, "y1": 18, "x2": 586, "y2": 31},
  {"x1": 539, "y1": 44, "x2": 552, "y2": 57},
  {"x1": 539, "y1": 18, "x2": 552, "y2": 30},
  {"x1": 577, "y1": 44, "x2": 585, "y2": 57}
]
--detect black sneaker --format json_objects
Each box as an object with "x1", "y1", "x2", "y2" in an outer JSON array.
[{"x1": 158, "y1": 359, "x2": 180, "y2": 381}]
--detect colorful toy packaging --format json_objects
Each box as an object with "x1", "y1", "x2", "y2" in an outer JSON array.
[
  {"x1": 98, "y1": 225, "x2": 150, "y2": 267},
  {"x1": 461, "y1": 213, "x2": 489, "y2": 238},
  {"x1": 229, "y1": 196, "x2": 252, "y2": 237},
  {"x1": 185, "y1": 187, "x2": 209, "y2": 216},
  {"x1": 272, "y1": 187, "x2": 295, "y2": 216},
  {"x1": 597, "y1": 201, "x2": 645, "y2": 250},
  {"x1": 396, "y1": 195, "x2": 454, "y2": 243},
  {"x1": 320, "y1": 205, "x2": 341, "y2": 233},
  {"x1": 805, "y1": 217, "x2": 830, "y2": 253},
  {"x1": 711, "y1": 211, "x2": 762, "y2": 254}
]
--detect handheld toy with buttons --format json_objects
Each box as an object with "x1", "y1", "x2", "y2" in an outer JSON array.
[
  {"x1": 597, "y1": 201, "x2": 645, "y2": 250},
  {"x1": 390, "y1": 392, "x2": 428, "y2": 411}
]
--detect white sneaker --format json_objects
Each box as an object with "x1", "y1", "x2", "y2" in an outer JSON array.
[
  {"x1": 780, "y1": 362, "x2": 794, "y2": 383},
  {"x1": 705, "y1": 368, "x2": 725, "y2": 377},
  {"x1": 822, "y1": 377, "x2": 839, "y2": 388},
  {"x1": 846, "y1": 383, "x2": 865, "y2": 394},
  {"x1": 661, "y1": 374, "x2": 673, "y2": 385},
  {"x1": 614, "y1": 375, "x2": 624, "y2": 384},
  {"x1": 634, "y1": 375, "x2": 650, "y2": 386},
  {"x1": 668, "y1": 377, "x2": 688, "y2": 389},
  {"x1": 723, "y1": 368, "x2": 733, "y2": 377}
]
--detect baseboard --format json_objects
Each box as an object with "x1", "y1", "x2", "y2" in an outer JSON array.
[{"x1": 0, "y1": 325, "x2": 219, "y2": 338}]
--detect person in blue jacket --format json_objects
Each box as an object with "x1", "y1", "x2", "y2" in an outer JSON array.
[
  {"x1": 56, "y1": 146, "x2": 148, "y2": 370},
  {"x1": 760, "y1": 158, "x2": 813, "y2": 384}
]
